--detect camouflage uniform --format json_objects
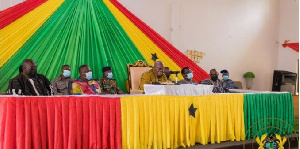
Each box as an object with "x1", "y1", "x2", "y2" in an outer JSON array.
[
  {"x1": 99, "y1": 78, "x2": 122, "y2": 94},
  {"x1": 139, "y1": 69, "x2": 168, "y2": 90}
]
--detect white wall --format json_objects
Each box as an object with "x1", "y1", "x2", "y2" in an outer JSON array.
[
  {"x1": 2, "y1": 0, "x2": 298, "y2": 90},
  {"x1": 0, "y1": 0, "x2": 24, "y2": 11},
  {"x1": 277, "y1": 0, "x2": 299, "y2": 73},
  {"x1": 119, "y1": 0, "x2": 288, "y2": 91}
]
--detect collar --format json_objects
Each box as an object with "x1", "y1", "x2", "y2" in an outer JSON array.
[
  {"x1": 78, "y1": 78, "x2": 84, "y2": 82},
  {"x1": 59, "y1": 74, "x2": 70, "y2": 80}
]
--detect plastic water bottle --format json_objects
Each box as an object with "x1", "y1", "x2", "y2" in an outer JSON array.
[
  {"x1": 18, "y1": 89, "x2": 22, "y2": 95},
  {"x1": 12, "y1": 89, "x2": 16, "y2": 95}
]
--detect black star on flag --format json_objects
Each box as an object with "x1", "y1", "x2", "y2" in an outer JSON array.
[
  {"x1": 189, "y1": 103, "x2": 197, "y2": 118},
  {"x1": 151, "y1": 53, "x2": 158, "y2": 62}
]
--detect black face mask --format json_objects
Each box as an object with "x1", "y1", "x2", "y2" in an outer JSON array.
[
  {"x1": 166, "y1": 74, "x2": 170, "y2": 78},
  {"x1": 29, "y1": 68, "x2": 37, "y2": 77},
  {"x1": 211, "y1": 75, "x2": 218, "y2": 81}
]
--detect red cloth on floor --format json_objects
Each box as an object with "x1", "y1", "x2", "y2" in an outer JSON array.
[{"x1": 0, "y1": 96, "x2": 122, "y2": 149}]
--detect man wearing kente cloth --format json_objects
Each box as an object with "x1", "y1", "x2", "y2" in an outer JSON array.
[
  {"x1": 139, "y1": 61, "x2": 168, "y2": 90},
  {"x1": 72, "y1": 65, "x2": 101, "y2": 95}
]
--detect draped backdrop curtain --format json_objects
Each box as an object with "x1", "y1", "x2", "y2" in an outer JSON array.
[{"x1": 0, "y1": 0, "x2": 210, "y2": 92}]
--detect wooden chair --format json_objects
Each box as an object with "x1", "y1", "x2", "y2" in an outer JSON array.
[
  {"x1": 233, "y1": 81, "x2": 243, "y2": 89},
  {"x1": 126, "y1": 60, "x2": 152, "y2": 94}
]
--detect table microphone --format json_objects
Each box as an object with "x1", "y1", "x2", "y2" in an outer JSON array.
[{"x1": 169, "y1": 71, "x2": 180, "y2": 85}]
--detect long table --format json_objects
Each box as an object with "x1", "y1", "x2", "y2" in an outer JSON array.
[
  {"x1": 0, "y1": 93, "x2": 294, "y2": 149},
  {"x1": 144, "y1": 84, "x2": 213, "y2": 96}
]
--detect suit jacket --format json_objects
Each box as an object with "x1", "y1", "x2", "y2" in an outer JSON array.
[{"x1": 7, "y1": 73, "x2": 51, "y2": 96}]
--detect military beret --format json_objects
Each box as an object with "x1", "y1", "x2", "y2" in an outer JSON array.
[
  {"x1": 102, "y1": 66, "x2": 111, "y2": 73},
  {"x1": 220, "y1": 69, "x2": 228, "y2": 74}
]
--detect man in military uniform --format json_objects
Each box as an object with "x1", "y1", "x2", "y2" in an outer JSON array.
[
  {"x1": 139, "y1": 61, "x2": 168, "y2": 90},
  {"x1": 99, "y1": 66, "x2": 124, "y2": 94}
]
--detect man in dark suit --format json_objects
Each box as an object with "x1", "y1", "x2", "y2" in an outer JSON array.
[{"x1": 7, "y1": 59, "x2": 51, "y2": 96}]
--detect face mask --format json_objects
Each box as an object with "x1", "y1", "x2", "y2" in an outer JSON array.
[
  {"x1": 165, "y1": 74, "x2": 170, "y2": 78},
  {"x1": 187, "y1": 73, "x2": 193, "y2": 80},
  {"x1": 63, "y1": 70, "x2": 71, "y2": 78},
  {"x1": 85, "y1": 71, "x2": 92, "y2": 80},
  {"x1": 211, "y1": 75, "x2": 218, "y2": 81},
  {"x1": 107, "y1": 72, "x2": 113, "y2": 79},
  {"x1": 28, "y1": 68, "x2": 37, "y2": 77},
  {"x1": 223, "y1": 75, "x2": 229, "y2": 81}
]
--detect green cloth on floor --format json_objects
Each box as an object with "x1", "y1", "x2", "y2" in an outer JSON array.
[{"x1": 244, "y1": 93, "x2": 295, "y2": 139}]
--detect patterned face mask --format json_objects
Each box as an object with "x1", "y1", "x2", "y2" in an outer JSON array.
[{"x1": 211, "y1": 75, "x2": 218, "y2": 81}]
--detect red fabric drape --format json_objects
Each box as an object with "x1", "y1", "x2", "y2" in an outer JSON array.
[
  {"x1": 282, "y1": 43, "x2": 299, "y2": 52},
  {"x1": 0, "y1": 0, "x2": 47, "y2": 29},
  {"x1": 0, "y1": 96, "x2": 122, "y2": 149},
  {"x1": 110, "y1": 0, "x2": 210, "y2": 82}
]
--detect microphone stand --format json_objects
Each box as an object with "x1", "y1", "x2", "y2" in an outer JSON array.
[
  {"x1": 174, "y1": 72, "x2": 180, "y2": 85},
  {"x1": 169, "y1": 71, "x2": 180, "y2": 85}
]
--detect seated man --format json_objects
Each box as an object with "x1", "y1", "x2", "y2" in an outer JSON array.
[
  {"x1": 220, "y1": 69, "x2": 238, "y2": 89},
  {"x1": 139, "y1": 61, "x2": 168, "y2": 90},
  {"x1": 72, "y1": 65, "x2": 101, "y2": 95},
  {"x1": 98, "y1": 66, "x2": 124, "y2": 94},
  {"x1": 178, "y1": 67, "x2": 197, "y2": 84},
  {"x1": 51, "y1": 65, "x2": 75, "y2": 95},
  {"x1": 7, "y1": 59, "x2": 51, "y2": 95},
  {"x1": 200, "y1": 69, "x2": 228, "y2": 93}
]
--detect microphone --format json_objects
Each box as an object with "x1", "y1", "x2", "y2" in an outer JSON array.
[
  {"x1": 169, "y1": 71, "x2": 180, "y2": 74},
  {"x1": 168, "y1": 70, "x2": 180, "y2": 85}
]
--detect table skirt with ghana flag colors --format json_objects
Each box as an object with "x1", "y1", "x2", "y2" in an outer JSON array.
[{"x1": 0, "y1": 93, "x2": 294, "y2": 149}]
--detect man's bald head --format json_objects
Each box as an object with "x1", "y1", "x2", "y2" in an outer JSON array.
[
  {"x1": 153, "y1": 61, "x2": 164, "y2": 77},
  {"x1": 210, "y1": 69, "x2": 218, "y2": 75},
  {"x1": 22, "y1": 59, "x2": 37, "y2": 78},
  {"x1": 79, "y1": 65, "x2": 90, "y2": 73},
  {"x1": 210, "y1": 69, "x2": 219, "y2": 81},
  {"x1": 22, "y1": 59, "x2": 35, "y2": 69}
]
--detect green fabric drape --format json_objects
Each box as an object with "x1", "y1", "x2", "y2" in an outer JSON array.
[
  {"x1": 244, "y1": 93, "x2": 295, "y2": 139},
  {"x1": 0, "y1": 0, "x2": 145, "y2": 92}
]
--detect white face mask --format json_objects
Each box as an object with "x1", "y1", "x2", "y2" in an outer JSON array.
[
  {"x1": 63, "y1": 70, "x2": 71, "y2": 77},
  {"x1": 85, "y1": 71, "x2": 92, "y2": 80},
  {"x1": 107, "y1": 72, "x2": 113, "y2": 79},
  {"x1": 187, "y1": 73, "x2": 193, "y2": 79}
]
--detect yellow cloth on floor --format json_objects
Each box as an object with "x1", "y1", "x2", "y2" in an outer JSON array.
[{"x1": 120, "y1": 94, "x2": 245, "y2": 149}]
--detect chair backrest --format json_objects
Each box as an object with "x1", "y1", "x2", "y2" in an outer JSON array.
[
  {"x1": 130, "y1": 67, "x2": 152, "y2": 90},
  {"x1": 233, "y1": 81, "x2": 243, "y2": 89},
  {"x1": 127, "y1": 60, "x2": 152, "y2": 91}
]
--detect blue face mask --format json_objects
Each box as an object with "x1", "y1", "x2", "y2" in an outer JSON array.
[
  {"x1": 187, "y1": 73, "x2": 193, "y2": 79},
  {"x1": 107, "y1": 72, "x2": 113, "y2": 79},
  {"x1": 223, "y1": 75, "x2": 229, "y2": 80},
  {"x1": 85, "y1": 71, "x2": 92, "y2": 80},
  {"x1": 63, "y1": 70, "x2": 70, "y2": 78}
]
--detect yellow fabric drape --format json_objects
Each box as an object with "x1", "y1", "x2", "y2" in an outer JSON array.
[
  {"x1": 103, "y1": 0, "x2": 184, "y2": 81},
  {"x1": 0, "y1": 0, "x2": 65, "y2": 67},
  {"x1": 120, "y1": 94, "x2": 245, "y2": 149}
]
